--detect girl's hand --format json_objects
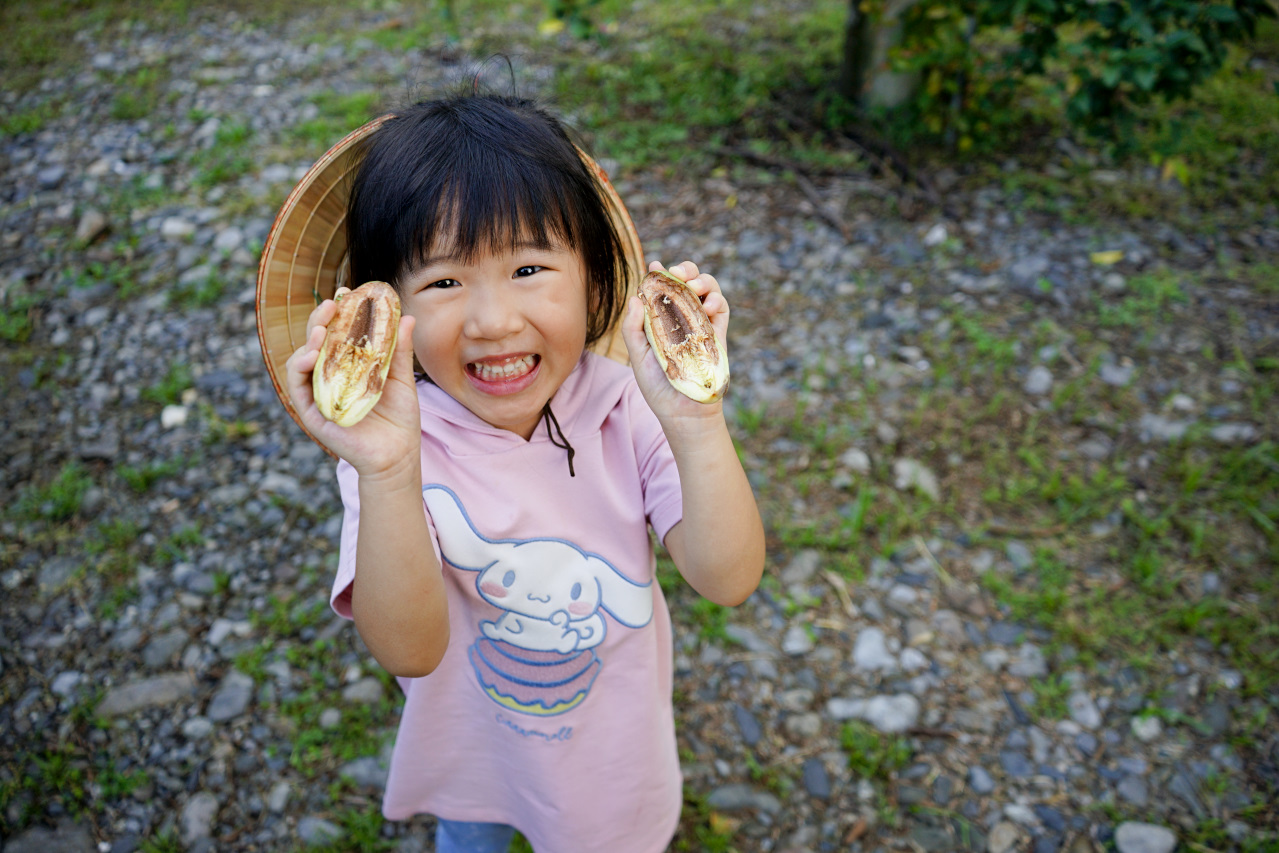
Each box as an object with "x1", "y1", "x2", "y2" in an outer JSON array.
[
  {"x1": 284, "y1": 288, "x2": 422, "y2": 481},
  {"x1": 622, "y1": 261, "x2": 731, "y2": 445}
]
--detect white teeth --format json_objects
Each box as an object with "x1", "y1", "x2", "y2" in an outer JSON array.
[{"x1": 472, "y1": 355, "x2": 536, "y2": 381}]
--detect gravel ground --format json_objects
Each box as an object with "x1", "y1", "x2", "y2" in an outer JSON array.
[{"x1": 3, "y1": 7, "x2": 1278, "y2": 853}]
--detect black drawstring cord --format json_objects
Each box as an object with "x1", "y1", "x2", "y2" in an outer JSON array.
[{"x1": 541, "y1": 402, "x2": 576, "y2": 477}]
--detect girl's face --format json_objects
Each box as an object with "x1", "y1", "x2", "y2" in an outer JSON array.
[{"x1": 400, "y1": 238, "x2": 589, "y2": 440}]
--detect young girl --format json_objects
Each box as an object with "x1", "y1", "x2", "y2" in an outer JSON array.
[{"x1": 284, "y1": 93, "x2": 765, "y2": 853}]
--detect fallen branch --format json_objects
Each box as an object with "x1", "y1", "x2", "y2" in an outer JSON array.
[{"x1": 710, "y1": 146, "x2": 852, "y2": 240}]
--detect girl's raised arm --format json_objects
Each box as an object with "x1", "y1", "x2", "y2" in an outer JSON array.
[
  {"x1": 285, "y1": 295, "x2": 450, "y2": 676},
  {"x1": 621, "y1": 262, "x2": 765, "y2": 605}
]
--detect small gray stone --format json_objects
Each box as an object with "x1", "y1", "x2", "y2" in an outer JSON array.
[
  {"x1": 852, "y1": 627, "x2": 896, "y2": 672},
  {"x1": 180, "y1": 792, "x2": 218, "y2": 845},
  {"x1": 987, "y1": 622, "x2": 1025, "y2": 646},
  {"x1": 75, "y1": 209, "x2": 109, "y2": 244},
  {"x1": 160, "y1": 217, "x2": 196, "y2": 239},
  {"x1": 1138, "y1": 413, "x2": 1192, "y2": 442},
  {"x1": 899, "y1": 647, "x2": 929, "y2": 672},
  {"x1": 1005, "y1": 541, "x2": 1033, "y2": 571},
  {"x1": 783, "y1": 712, "x2": 822, "y2": 739},
  {"x1": 213, "y1": 225, "x2": 244, "y2": 252},
  {"x1": 3, "y1": 821, "x2": 96, "y2": 853},
  {"x1": 893, "y1": 458, "x2": 940, "y2": 500},
  {"x1": 1168, "y1": 771, "x2": 1207, "y2": 818},
  {"x1": 182, "y1": 717, "x2": 214, "y2": 739},
  {"x1": 1023, "y1": 365, "x2": 1053, "y2": 396},
  {"x1": 319, "y1": 707, "x2": 342, "y2": 729},
  {"x1": 781, "y1": 624, "x2": 815, "y2": 656},
  {"x1": 37, "y1": 166, "x2": 67, "y2": 189},
  {"x1": 999, "y1": 750, "x2": 1034, "y2": 777},
  {"x1": 268, "y1": 781, "x2": 292, "y2": 813},
  {"x1": 1130, "y1": 715, "x2": 1162, "y2": 742},
  {"x1": 841, "y1": 694, "x2": 920, "y2": 733},
  {"x1": 732, "y1": 703, "x2": 763, "y2": 746},
  {"x1": 1009, "y1": 643, "x2": 1048, "y2": 678},
  {"x1": 340, "y1": 755, "x2": 390, "y2": 789},
  {"x1": 968, "y1": 765, "x2": 996, "y2": 794},
  {"x1": 142, "y1": 629, "x2": 189, "y2": 668},
  {"x1": 1068, "y1": 690, "x2": 1102, "y2": 729},
  {"x1": 297, "y1": 816, "x2": 343, "y2": 846},
  {"x1": 1211, "y1": 422, "x2": 1257, "y2": 444},
  {"x1": 1010, "y1": 254, "x2": 1050, "y2": 284},
  {"x1": 706, "y1": 783, "x2": 782, "y2": 814},
  {"x1": 988, "y1": 821, "x2": 1020, "y2": 853},
  {"x1": 801, "y1": 757, "x2": 831, "y2": 799},
  {"x1": 51, "y1": 671, "x2": 83, "y2": 697},
  {"x1": 341, "y1": 677, "x2": 385, "y2": 705},
  {"x1": 1117, "y1": 775, "x2": 1149, "y2": 806},
  {"x1": 1099, "y1": 363, "x2": 1134, "y2": 386},
  {"x1": 723, "y1": 625, "x2": 777, "y2": 656},
  {"x1": 38, "y1": 556, "x2": 79, "y2": 594},
  {"x1": 780, "y1": 550, "x2": 822, "y2": 584},
  {"x1": 1114, "y1": 822, "x2": 1176, "y2": 853},
  {"x1": 98, "y1": 673, "x2": 197, "y2": 716},
  {"x1": 207, "y1": 670, "x2": 254, "y2": 721},
  {"x1": 840, "y1": 447, "x2": 871, "y2": 474}
]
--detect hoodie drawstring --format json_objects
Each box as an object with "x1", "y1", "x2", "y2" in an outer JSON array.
[{"x1": 541, "y1": 402, "x2": 576, "y2": 477}]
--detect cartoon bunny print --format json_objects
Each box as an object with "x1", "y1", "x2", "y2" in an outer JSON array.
[{"x1": 423, "y1": 485, "x2": 654, "y2": 716}]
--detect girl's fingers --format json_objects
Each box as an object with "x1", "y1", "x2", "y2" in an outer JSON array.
[
  {"x1": 387, "y1": 315, "x2": 416, "y2": 383},
  {"x1": 305, "y1": 300, "x2": 336, "y2": 343}
]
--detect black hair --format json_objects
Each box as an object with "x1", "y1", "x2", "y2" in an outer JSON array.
[{"x1": 345, "y1": 93, "x2": 628, "y2": 348}]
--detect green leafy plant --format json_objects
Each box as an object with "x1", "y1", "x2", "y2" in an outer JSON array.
[{"x1": 877, "y1": 0, "x2": 1278, "y2": 145}]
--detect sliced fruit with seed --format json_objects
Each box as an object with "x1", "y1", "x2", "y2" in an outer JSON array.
[
  {"x1": 313, "y1": 281, "x2": 400, "y2": 426},
  {"x1": 638, "y1": 269, "x2": 729, "y2": 403}
]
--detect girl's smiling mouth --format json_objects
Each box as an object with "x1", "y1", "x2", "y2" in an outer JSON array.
[{"x1": 466, "y1": 354, "x2": 540, "y2": 395}]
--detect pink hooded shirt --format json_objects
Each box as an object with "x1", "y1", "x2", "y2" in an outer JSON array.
[{"x1": 331, "y1": 353, "x2": 684, "y2": 853}]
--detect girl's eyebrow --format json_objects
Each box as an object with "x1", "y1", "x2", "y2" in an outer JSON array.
[{"x1": 415, "y1": 241, "x2": 565, "y2": 270}]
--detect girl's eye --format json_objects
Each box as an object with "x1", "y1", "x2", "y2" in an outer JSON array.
[
  {"x1": 515, "y1": 265, "x2": 543, "y2": 278},
  {"x1": 425, "y1": 278, "x2": 460, "y2": 290}
]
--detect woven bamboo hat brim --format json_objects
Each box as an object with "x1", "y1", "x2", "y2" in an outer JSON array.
[{"x1": 256, "y1": 114, "x2": 645, "y2": 452}]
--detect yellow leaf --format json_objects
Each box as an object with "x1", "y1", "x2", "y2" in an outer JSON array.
[
  {"x1": 725, "y1": 194, "x2": 738, "y2": 209},
  {"x1": 708, "y1": 812, "x2": 741, "y2": 835},
  {"x1": 538, "y1": 18, "x2": 565, "y2": 35},
  {"x1": 927, "y1": 68, "x2": 942, "y2": 97},
  {"x1": 1090, "y1": 250, "x2": 1124, "y2": 266},
  {"x1": 1161, "y1": 156, "x2": 1190, "y2": 186}
]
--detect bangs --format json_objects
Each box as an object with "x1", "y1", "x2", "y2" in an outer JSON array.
[
  {"x1": 409, "y1": 154, "x2": 591, "y2": 270},
  {"x1": 345, "y1": 95, "x2": 627, "y2": 346}
]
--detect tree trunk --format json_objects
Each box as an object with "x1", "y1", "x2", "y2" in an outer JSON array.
[
  {"x1": 837, "y1": 0, "x2": 923, "y2": 109},
  {"x1": 837, "y1": 0, "x2": 875, "y2": 104}
]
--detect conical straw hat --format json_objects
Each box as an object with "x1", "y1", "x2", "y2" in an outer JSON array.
[{"x1": 256, "y1": 114, "x2": 644, "y2": 452}]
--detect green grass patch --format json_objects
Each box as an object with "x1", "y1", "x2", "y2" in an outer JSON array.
[
  {"x1": 141, "y1": 362, "x2": 193, "y2": 406},
  {"x1": 117, "y1": 458, "x2": 182, "y2": 493},
  {"x1": 287, "y1": 91, "x2": 384, "y2": 155},
  {"x1": 11, "y1": 460, "x2": 93, "y2": 523},
  {"x1": 190, "y1": 119, "x2": 255, "y2": 188},
  {"x1": 169, "y1": 270, "x2": 230, "y2": 309},
  {"x1": 0, "y1": 290, "x2": 39, "y2": 344},
  {"x1": 841, "y1": 720, "x2": 913, "y2": 781},
  {"x1": 546, "y1": 0, "x2": 846, "y2": 169},
  {"x1": 110, "y1": 66, "x2": 169, "y2": 121},
  {"x1": 1095, "y1": 270, "x2": 1188, "y2": 330}
]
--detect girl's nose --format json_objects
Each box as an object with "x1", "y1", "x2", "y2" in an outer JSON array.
[{"x1": 463, "y1": 285, "x2": 524, "y2": 341}]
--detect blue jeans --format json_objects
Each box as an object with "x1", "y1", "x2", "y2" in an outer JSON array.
[{"x1": 435, "y1": 819, "x2": 516, "y2": 853}]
